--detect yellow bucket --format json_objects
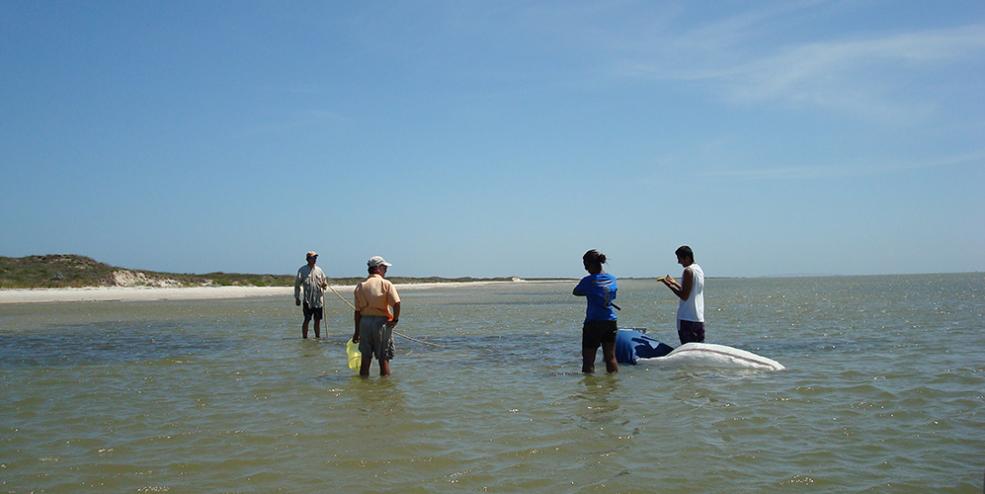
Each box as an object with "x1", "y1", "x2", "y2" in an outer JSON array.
[{"x1": 346, "y1": 339, "x2": 361, "y2": 372}]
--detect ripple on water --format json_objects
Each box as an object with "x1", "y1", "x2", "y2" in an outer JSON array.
[{"x1": 0, "y1": 322, "x2": 232, "y2": 369}]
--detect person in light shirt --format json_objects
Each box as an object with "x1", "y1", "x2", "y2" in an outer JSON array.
[
  {"x1": 352, "y1": 256, "x2": 401, "y2": 377},
  {"x1": 294, "y1": 251, "x2": 328, "y2": 339},
  {"x1": 660, "y1": 245, "x2": 705, "y2": 344}
]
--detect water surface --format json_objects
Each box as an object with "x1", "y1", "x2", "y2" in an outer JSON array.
[{"x1": 1, "y1": 275, "x2": 983, "y2": 492}]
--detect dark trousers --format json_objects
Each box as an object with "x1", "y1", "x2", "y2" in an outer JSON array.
[{"x1": 677, "y1": 320, "x2": 705, "y2": 344}]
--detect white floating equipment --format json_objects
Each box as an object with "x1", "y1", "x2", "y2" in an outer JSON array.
[{"x1": 636, "y1": 342, "x2": 785, "y2": 371}]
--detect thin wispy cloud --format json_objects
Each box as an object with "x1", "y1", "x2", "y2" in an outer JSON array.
[
  {"x1": 726, "y1": 24, "x2": 985, "y2": 117},
  {"x1": 612, "y1": 5, "x2": 985, "y2": 121},
  {"x1": 609, "y1": 1, "x2": 830, "y2": 79}
]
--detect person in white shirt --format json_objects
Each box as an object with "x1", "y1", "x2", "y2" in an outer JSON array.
[
  {"x1": 294, "y1": 250, "x2": 328, "y2": 339},
  {"x1": 660, "y1": 245, "x2": 705, "y2": 344}
]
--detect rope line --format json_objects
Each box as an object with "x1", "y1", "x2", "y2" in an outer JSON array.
[{"x1": 325, "y1": 282, "x2": 444, "y2": 348}]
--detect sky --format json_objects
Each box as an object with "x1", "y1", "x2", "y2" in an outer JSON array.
[{"x1": 1, "y1": 0, "x2": 984, "y2": 278}]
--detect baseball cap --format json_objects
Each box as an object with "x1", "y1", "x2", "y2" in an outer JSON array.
[
  {"x1": 306, "y1": 251, "x2": 318, "y2": 259},
  {"x1": 367, "y1": 256, "x2": 392, "y2": 268}
]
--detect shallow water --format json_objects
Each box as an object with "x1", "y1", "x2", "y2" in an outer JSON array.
[{"x1": 1, "y1": 275, "x2": 983, "y2": 492}]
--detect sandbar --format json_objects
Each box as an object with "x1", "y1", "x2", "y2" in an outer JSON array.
[{"x1": 0, "y1": 280, "x2": 568, "y2": 304}]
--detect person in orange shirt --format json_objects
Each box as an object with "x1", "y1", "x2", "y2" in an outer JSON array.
[{"x1": 352, "y1": 256, "x2": 401, "y2": 377}]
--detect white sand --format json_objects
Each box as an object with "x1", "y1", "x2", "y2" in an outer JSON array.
[
  {"x1": 0, "y1": 280, "x2": 568, "y2": 304},
  {"x1": 0, "y1": 286, "x2": 296, "y2": 304}
]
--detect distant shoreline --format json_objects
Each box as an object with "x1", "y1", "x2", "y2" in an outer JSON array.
[
  {"x1": 0, "y1": 254, "x2": 578, "y2": 291},
  {"x1": 0, "y1": 279, "x2": 574, "y2": 305}
]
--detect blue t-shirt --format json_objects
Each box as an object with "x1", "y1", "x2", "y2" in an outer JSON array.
[{"x1": 574, "y1": 272, "x2": 618, "y2": 322}]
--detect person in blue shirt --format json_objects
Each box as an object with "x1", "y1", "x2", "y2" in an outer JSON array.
[{"x1": 573, "y1": 249, "x2": 619, "y2": 373}]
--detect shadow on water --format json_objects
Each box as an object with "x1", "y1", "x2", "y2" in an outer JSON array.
[
  {"x1": 573, "y1": 374, "x2": 620, "y2": 420},
  {"x1": 0, "y1": 321, "x2": 232, "y2": 369},
  {"x1": 349, "y1": 377, "x2": 406, "y2": 410},
  {"x1": 314, "y1": 372, "x2": 408, "y2": 416}
]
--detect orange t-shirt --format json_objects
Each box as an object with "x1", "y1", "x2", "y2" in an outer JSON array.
[{"x1": 353, "y1": 274, "x2": 400, "y2": 319}]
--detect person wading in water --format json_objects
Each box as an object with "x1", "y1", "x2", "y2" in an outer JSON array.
[
  {"x1": 660, "y1": 245, "x2": 705, "y2": 344},
  {"x1": 573, "y1": 249, "x2": 619, "y2": 373},
  {"x1": 294, "y1": 251, "x2": 328, "y2": 339}
]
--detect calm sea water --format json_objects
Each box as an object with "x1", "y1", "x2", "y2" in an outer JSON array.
[{"x1": 1, "y1": 275, "x2": 983, "y2": 493}]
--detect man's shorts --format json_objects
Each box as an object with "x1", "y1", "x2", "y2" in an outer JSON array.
[
  {"x1": 678, "y1": 320, "x2": 705, "y2": 344},
  {"x1": 582, "y1": 320, "x2": 618, "y2": 350},
  {"x1": 302, "y1": 302, "x2": 323, "y2": 322},
  {"x1": 359, "y1": 315, "x2": 395, "y2": 361}
]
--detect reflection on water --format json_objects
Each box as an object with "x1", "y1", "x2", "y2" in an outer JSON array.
[
  {"x1": 574, "y1": 375, "x2": 620, "y2": 425},
  {"x1": 347, "y1": 377, "x2": 407, "y2": 418}
]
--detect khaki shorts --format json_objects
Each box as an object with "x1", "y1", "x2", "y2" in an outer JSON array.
[{"x1": 358, "y1": 315, "x2": 395, "y2": 361}]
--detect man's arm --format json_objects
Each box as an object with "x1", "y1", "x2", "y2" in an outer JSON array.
[
  {"x1": 386, "y1": 302, "x2": 401, "y2": 328},
  {"x1": 680, "y1": 269, "x2": 693, "y2": 300},
  {"x1": 663, "y1": 269, "x2": 692, "y2": 300},
  {"x1": 352, "y1": 311, "x2": 361, "y2": 342},
  {"x1": 294, "y1": 269, "x2": 302, "y2": 305},
  {"x1": 352, "y1": 286, "x2": 363, "y2": 341},
  {"x1": 660, "y1": 275, "x2": 679, "y2": 291}
]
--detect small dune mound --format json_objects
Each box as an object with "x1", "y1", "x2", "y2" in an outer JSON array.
[{"x1": 112, "y1": 270, "x2": 181, "y2": 288}]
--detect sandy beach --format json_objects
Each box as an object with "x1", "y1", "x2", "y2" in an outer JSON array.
[{"x1": 0, "y1": 280, "x2": 567, "y2": 304}]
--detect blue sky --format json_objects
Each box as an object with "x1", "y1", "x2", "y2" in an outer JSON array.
[{"x1": 2, "y1": 1, "x2": 984, "y2": 278}]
